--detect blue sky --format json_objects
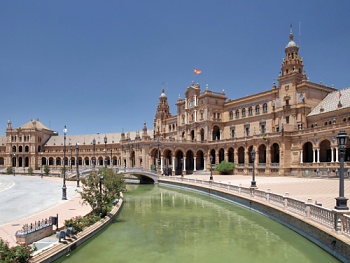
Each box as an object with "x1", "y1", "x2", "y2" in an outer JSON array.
[{"x1": 1, "y1": 1, "x2": 349, "y2": 136}]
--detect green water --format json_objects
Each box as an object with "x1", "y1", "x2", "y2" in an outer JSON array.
[{"x1": 56, "y1": 185, "x2": 339, "y2": 263}]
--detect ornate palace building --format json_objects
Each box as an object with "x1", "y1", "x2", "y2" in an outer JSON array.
[{"x1": 0, "y1": 30, "x2": 349, "y2": 177}]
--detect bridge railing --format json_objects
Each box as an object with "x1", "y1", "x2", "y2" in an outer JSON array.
[{"x1": 163, "y1": 176, "x2": 349, "y2": 237}]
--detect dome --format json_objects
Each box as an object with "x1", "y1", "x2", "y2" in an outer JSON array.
[
  {"x1": 286, "y1": 40, "x2": 297, "y2": 48},
  {"x1": 159, "y1": 88, "x2": 167, "y2": 98}
]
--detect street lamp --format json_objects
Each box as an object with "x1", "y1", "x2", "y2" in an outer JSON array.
[
  {"x1": 110, "y1": 149, "x2": 113, "y2": 167},
  {"x1": 76, "y1": 143, "x2": 80, "y2": 187},
  {"x1": 40, "y1": 152, "x2": 43, "y2": 178},
  {"x1": 62, "y1": 125, "x2": 68, "y2": 200},
  {"x1": 92, "y1": 138, "x2": 96, "y2": 170},
  {"x1": 13, "y1": 153, "x2": 16, "y2": 176},
  {"x1": 157, "y1": 137, "x2": 161, "y2": 173},
  {"x1": 70, "y1": 145, "x2": 72, "y2": 172},
  {"x1": 250, "y1": 149, "x2": 257, "y2": 188},
  {"x1": 210, "y1": 155, "x2": 213, "y2": 180},
  {"x1": 99, "y1": 175, "x2": 104, "y2": 217},
  {"x1": 104, "y1": 135, "x2": 107, "y2": 168},
  {"x1": 335, "y1": 131, "x2": 348, "y2": 210}
]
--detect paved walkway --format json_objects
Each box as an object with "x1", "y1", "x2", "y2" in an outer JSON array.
[
  {"x1": 0, "y1": 173, "x2": 349, "y2": 248},
  {"x1": 0, "y1": 175, "x2": 91, "y2": 247},
  {"x1": 189, "y1": 174, "x2": 350, "y2": 210}
]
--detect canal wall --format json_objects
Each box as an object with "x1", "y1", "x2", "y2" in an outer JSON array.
[
  {"x1": 159, "y1": 179, "x2": 350, "y2": 262},
  {"x1": 29, "y1": 193, "x2": 124, "y2": 263}
]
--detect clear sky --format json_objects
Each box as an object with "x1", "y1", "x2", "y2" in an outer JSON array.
[{"x1": 1, "y1": 1, "x2": 349, "y2": 136}]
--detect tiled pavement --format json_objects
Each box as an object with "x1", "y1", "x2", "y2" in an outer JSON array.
[
  {"x1": 0, "y1": 173, "x2": 349, "y2": 248},
  {"x1": 0, "y1": 175, "x2": 91, "y2": 247}
]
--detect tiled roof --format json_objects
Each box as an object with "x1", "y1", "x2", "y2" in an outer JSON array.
[
  {"x1": 45, "y1": 130, "x2": 153, "y2": 146},
  {"x1": 20, "y1": 120, "x2": 52, "y2": 131},
  {"x1": 308, "y1": 87, "x2": 350, "y2": 116}
]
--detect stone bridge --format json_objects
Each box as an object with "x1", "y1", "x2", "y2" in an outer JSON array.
[{"x1": 124, "y1": 168, "x2": 158, "y2": 184}]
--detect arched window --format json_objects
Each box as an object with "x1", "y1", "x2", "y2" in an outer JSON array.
[
  {"x1": 229, "y1": 111, "x2": 233, "y2": 120},
  {"x1": 248, "y1": 107, "x2": 253, "y2": 116},
  {"x1": 255, "y1": 105, "x2": 260, "y2": 115},
  {"x1": 263, "y1": 103, "x2": 268, "y2": 113},
  {"x1": 242, "y1": 108, "x2": 246, "y2": 117},
  {"x1": 235, "y1": 110, "x2": 239, "y2": 119}
]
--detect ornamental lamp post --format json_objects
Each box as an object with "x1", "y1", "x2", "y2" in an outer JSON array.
[
  {"x1": 13, "y1": 153, "x2": 16, "y2": 176},
  {"x1": 70, "y1": 145, "x2": 73, "y2": 171},
  {"x1": 335, "y1": 131, "x2": 348, "y2": 210},
  {"x1": 62, "y1": 125, "x2": 68, "y2": 200},
  {"x1": 104, "y1": 135, "x2": 107, "y2": 168},
  {"x1": 110, "y1": 149, "x2": 113, "y2": 167},
  {"x1": 92, "y1": 138, "x2": 96, "y2": 170},
  {"x1": 250, "y1": 149, "x2": 257, "y2": 188},
  {"x1": 157, "y1": 137, "x2": 161, "y2": 173},
  {"x1": 99, "y1": 175, "x2": 104, "y2": 217},
  {"x1": 76, "y1": 143, "x2": 80, "y2": 187},
  {"x1": 210, "y1": 155, "x2": 213, "y2": 181}
]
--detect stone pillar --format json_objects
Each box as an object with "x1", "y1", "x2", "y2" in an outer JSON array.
[
  {"x1": 313, "y1": 149, "x2": 316, "y2": 163},
  {"x1": 331, "y1": 148, "x2": 334, "y2": 163},
  {"x1": 161, "y1": 157, "x2": 164, "y2": 174},
  {"x1": 335, "y1": 147, "x2": 339, "y2": 163},
  {"x1": 300, "y1": 150, "x2": 303, "y2": 163},
  {"x1": 172, "y1": 157, "x2": 175, "y2": 172},
  {"x1": 193, "y1": 157, "x2": 197, "y2": 172},
  {"x1": 204, "y1": 156, "x2": 207, "y2": 172},
  {"x1": 183, "y1": 157, "x2": 186, "y2": 172},
  {"x1": 317, "y1": 149, "x2": 320, "y2": 163}
]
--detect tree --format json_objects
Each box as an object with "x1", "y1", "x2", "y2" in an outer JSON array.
[
  {"x1": 43, "y1": 165, "x2": 50, "y2": 176},
  {"x1": 214, "y1": 161, "x2": 235, "y2": 175},
  {"x1": 80, "y1": 168, "x2": 125, "y2": 217}
]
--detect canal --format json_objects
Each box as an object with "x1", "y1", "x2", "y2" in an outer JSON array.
[{"x1": 56, "y1": 184, "x2": 339, "y2": 263}]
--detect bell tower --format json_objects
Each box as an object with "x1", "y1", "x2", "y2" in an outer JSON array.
[
  {"x1": 154, "y1": 87, "x2": 172, "y2": 137},
  {"x1": 279, "y1": 26, "x2": 305, "y2": 81}
]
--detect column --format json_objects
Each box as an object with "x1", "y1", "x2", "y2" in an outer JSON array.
[
  {"x1": 193, "y1": 157, "x2": 197, "y2": 172},
  {"x1": 331, "y1": 147, "x2": 334, "y2": 162},
  {"x1": 194, "y1": 110, "x2": 197, "y2": 122},
  {"x1": 300, "y1": 150, "x2": 303, "y2": 163},
  {"x1": 312, "y1": 149, "x2": 316, "y2": 163},
  {"x1": 204, "y1": 157, "x2": 207, "y2": 172},
  {"x1": 172, "y1": 156, "x2": 175, "y2": 172},
  {"x1": 317, "y1": 149, "x2": 320, "y2": 163},
  {"x1": 336, "y1": 147, "x2": 339, "y2": 162},
  {"x1": 183, "y1": 157, "x2": 186, "y2": 172},
  {"x1": 220, "y1": 130, "x2": 222, "y2": 140},
  {"x1": 161, "y1": 157, "x2": 164, "y2": 174}
]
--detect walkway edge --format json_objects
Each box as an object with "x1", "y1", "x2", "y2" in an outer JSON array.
[
  {"x1": 29, "y1": 193, "x2": 124, "y2": 263},
  {"x1": 159, "y1": 179, "x2": 350, "y2": 262}
]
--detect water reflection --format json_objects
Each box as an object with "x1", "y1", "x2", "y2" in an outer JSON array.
[{"x1": 57, "y1": 184, "x2": 339, "y2": 263}]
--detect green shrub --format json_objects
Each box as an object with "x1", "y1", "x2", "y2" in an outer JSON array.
[
  {"x1": 64, "y1": 214, "x2": 100, "y2": 232},
  {"x1": 43, "y1": 165, "x2": 50, "y2": 176},
  {"x1": 214, "y1": 161, "x2": 235, "y2": 175},
  {"x1": 6, "y1": 167, "x2": 13, "y2": 175},
  {"x1": 0, "y1": 238, "x2": 36, "y2": 263},
  {"x1": 27, "y1": 167, "x2": 33, "y2": 175}
]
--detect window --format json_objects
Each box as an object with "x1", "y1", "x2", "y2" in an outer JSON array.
[
  {"x1": 245, "y1": 127, "x2": 250, "y2": 136},
  {"x1": 263, "y1": 103, "x2": 268, "y2": 113},
  {"x1": 229, "y1": 111, "x2": 233, "y2": 120},
  {"x1": 242, "y1": 108, "x2": 246, "y2": 117},
  {"x1": 285, "y1": 99, "x2": 289, "y2": 106},
  {"x1": 255, "y1": 105, "x2": 260, "y2": 115},
  {"x1": 231, "y1": 129, "x2": 235, "y2": 138},
  {"x1": 248, "y1": 107, "x2": 253, "y2": 116},
  {"x1": 260, "y1": 124, "x2": 266, "y2": 134},
  {"x1": 235, "y1": 110, "x2": 240, "y2": 119},
  {"x1": 286, "y1": 116, "x2": 289, "y2": 124}
]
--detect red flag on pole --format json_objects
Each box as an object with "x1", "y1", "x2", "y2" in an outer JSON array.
[{"x1": 194, "y1": 68, "x2": 201, "y2": 75}]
